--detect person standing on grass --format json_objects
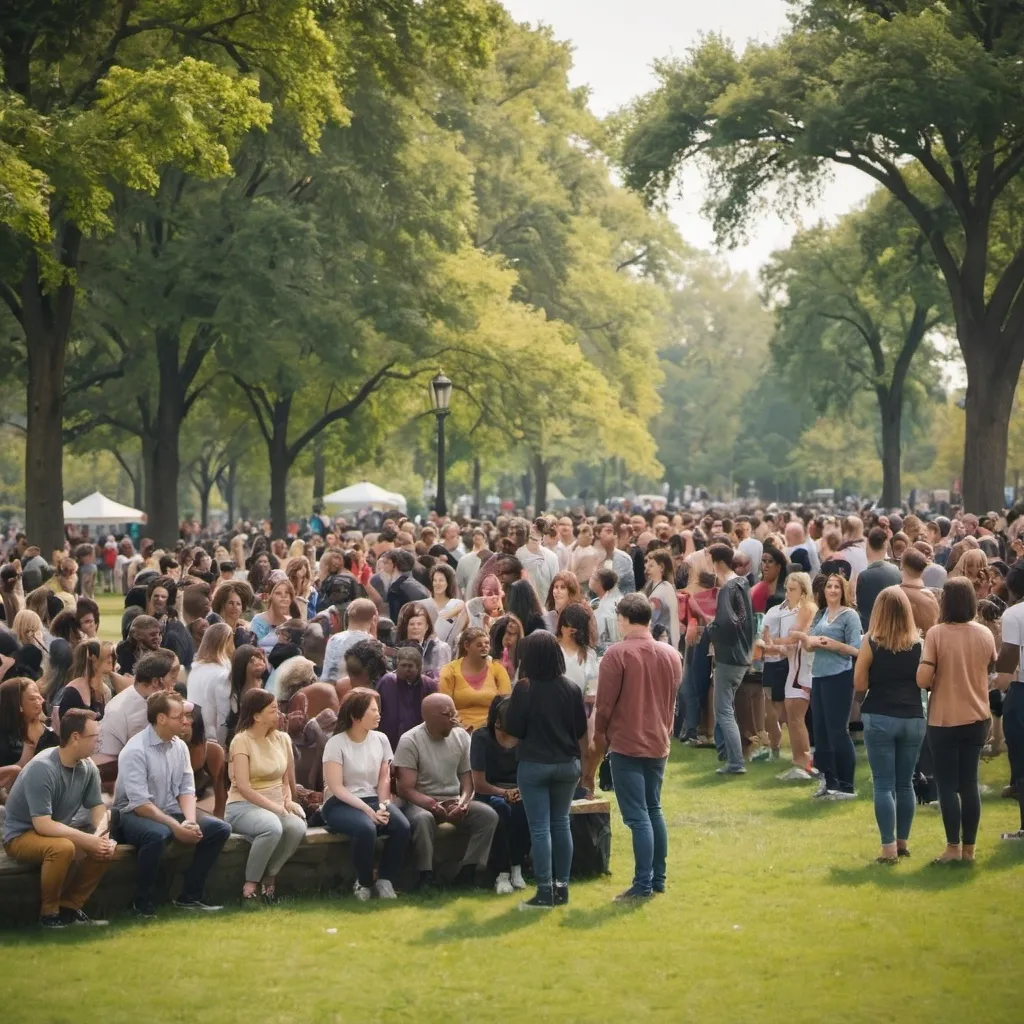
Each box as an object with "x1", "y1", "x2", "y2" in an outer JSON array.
[
  {"x1": 2, "y1": 709, "x2": 116, "y2": 928},
  {"x1": 586, "y1": 592, "x2": 680, "y2": 902},
  {"x1": 505, "y1": 632, "x2": 588, "y2": 909},
  {"x1": 689, "y1": 544, "x2": 755, "y2": 776},
  {"x1": 113, "y1": 690, "x2": 231, "y2": 917},
  {"x1": 792, "y1": 573, "x2": 862, "y2": 800},
  {"x1": 993, "y1": 564, "x2": 1024, "y2": 842},
  {"x1": 854, "y1": 587, "x2": 926, "y2": 864},
  {"x1": 225, "y1": 689, "x2": 307, "y2": 906},
  {"x1": 917, "y1": 578, "x2": 997, "y2": 865},
  {"x1": 320, "y1": 687, "x2": 410, "y2": 902}
]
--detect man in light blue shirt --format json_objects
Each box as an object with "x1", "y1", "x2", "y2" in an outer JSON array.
[
  {"x1": 113, "y1": 691, "x2": 230, "y2": 918},
  {"x1": 596, "y1": 519, "x2": 636, "y2": 594}
]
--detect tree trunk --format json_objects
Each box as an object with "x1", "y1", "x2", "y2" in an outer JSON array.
[
  {"x1": 312, "y1": 435, "x2": 325, "y2": 501},
  {"x1": 218, "y1": 462, "x2": 237, "y2": 527},
  {"x1": 268, "y1": 398, "x2": 293, "y2": 538},
  {"x1": 197, "y1": 469, "x2": 213, "y2": 531},
  {"x1": 20, "y1": 240, "x2": 79, "y2": 555},
  {"x1": 533, "y1": 453, "x2": 549, "y2": 513},
  {"x1": 472, "y1": 457, "x2": 481, "y2": 519},
  {"x1": 877, "y1": 386, "x2": 902, "y2": 509},
  {"x1": 961, "y1": 330, "x2": 1024, "y2": 512},
  {"x1": 521, "y1": 467, "x2": 532, "y2": 511}
]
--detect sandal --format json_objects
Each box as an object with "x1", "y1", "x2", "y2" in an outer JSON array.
[{"x1": 874, "y1": 856, "x2": 898, "y2": 865}]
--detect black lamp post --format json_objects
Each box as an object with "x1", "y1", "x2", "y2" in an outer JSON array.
[{"x1": 429, "y1": 370, "x2": 452, "y2": 518}]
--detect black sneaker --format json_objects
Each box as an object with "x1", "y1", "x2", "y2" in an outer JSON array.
[
  {"x1": 519, "y1": 887, "x2": 555, "y2": 910},
  {"x1": 553, "y1": 883, "x2": 569, "y2": 906},
  {"x1": 172, "y1": 896, "x2": 223, "y2": 912},
  {"x1": 613, "y1": 886, "x2": 653, "y2": 903},
  {"x1": 40, "y1": 913, "x2": 67, "y2": 929},
  {"x1": 60, "y1": 908, "x2": 109, "y2": 926},
  {"x1": 133, "y1": 901, "x2": 157, "y2": 920}
]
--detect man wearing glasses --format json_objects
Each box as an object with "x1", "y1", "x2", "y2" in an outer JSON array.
[{"x1": 113, "y1": 691, "x2": 231, "y2": 918}]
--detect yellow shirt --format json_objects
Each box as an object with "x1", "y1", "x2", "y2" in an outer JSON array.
[
  {"x1": 227, "y1": 729, "x2": 293, "y2": 804},
  {"x1": 438, "y1": 658, "x2": 511, "y2": 731}
]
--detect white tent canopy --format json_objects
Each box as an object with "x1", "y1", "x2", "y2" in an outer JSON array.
[
  {"x1": 322, "y1": 481, "x2": 407, "y2": 513},
  {"x1": 63, "y1": 491, "x2": 146, "y2": 525}
]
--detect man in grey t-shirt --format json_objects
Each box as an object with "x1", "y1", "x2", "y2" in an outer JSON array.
[
  {"x1": 2, "y1": 709, "x2": 116, "y2": 927},
  {"x1": 394, "y1": 694, "x2": 497, "y2": 890}
]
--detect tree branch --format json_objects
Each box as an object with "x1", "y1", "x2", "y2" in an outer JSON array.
[{"x1": 0, "y1": 279, "x2": 23, "y2": 323}]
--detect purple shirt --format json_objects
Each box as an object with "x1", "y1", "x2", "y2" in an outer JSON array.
[{"x1": 376, "y1": 672, "x2": 439, "y2": 750}]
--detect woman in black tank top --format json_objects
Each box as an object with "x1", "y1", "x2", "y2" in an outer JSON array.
[{"x1": 854, "y1": 587, "x2": 926, "y2": 864}]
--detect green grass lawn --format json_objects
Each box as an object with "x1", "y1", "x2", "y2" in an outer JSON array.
[
  {"x1": 4, "y1": 727, "x2": 1022, "y2": 1024},
  {"x1": 96, "y1": 592, "x2": 132, "y2": 642}
]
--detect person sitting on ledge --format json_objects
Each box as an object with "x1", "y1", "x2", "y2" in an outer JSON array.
[
  {"x1": 225, "y1": 689, "x2": 307, "y2": 905},
  {"x1": 0, "y1": 676, "x2": 59, "y2": 792},
  {"x1": 2, "y1": 709, "x2": 116, "y2": 928},
  {"x1": 113, "y1": 690, "x2": 231, "y2": 918},
  {"x1": 394, "y1": 693, "x2": 499, "y2": 891},
  {"x1": 320, "y1": 687, "x2": 410, "y2": 901}
]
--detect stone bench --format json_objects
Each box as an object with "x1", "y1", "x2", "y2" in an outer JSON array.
[{"x1": 0, "y1": 799, "x2": 611, "y2": 927}]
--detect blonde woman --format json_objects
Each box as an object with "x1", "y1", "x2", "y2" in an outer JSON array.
[
  {"x1": 762, "y1": 571, "x2": 816, "y2": 777},
  {"x1": 284, "y1": 556, "x2": 314, "y2": 621},
  {"x1": 854, "y1": 586, "x2": 925, "y2": 863},
  {"x1": 948, "y1": 549, "x2": 992, "y2": 599},
  {"x1": 56, "y1": 639, "x2": 114, "y2": 724},
  {"x1": 250, "y1": 576, "x2": 300, "y2": 654},
  {"x1": 186, "y1": 623, "x2": 237, "y2": 747},
  {"x1": 13, "y1": 609, "x2": 46, "y2": 651}
]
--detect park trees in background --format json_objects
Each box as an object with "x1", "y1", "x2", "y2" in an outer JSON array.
[{"x1": 617, "y1": 0, "x2": 1024, "y2": 511}]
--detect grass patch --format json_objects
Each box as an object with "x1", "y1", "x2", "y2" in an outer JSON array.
[{"x1": 4, "y1": 733, "x2": 1022, "y2": 1023}]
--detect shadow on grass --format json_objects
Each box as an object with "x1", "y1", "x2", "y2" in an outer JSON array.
[
  {"x1": 828, "y1": 860, "x2": 980, "y2": 891},
  {"x1": 769, "y1": 797, "x2": 851, "y2": 820},
  {"x1": 411, "y1": 905, "x2": 539, "y2": 944},
  {"x1": 981, "y1": 842, "x2": 1024, "y2": 872},
  {"x1": 558, "y1": 902, "x2": 645, "y2": 930}
]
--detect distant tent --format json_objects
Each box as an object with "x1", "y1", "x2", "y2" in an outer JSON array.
[
  {"x1": 63, "y1": 491, "x2": 146, "y2": 525},
  {"x1": 322, "y1": 481, "x2": 407, "y2": 513}
]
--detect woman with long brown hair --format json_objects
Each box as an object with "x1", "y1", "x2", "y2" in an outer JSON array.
[
  {"x1": 321, "y1": 687, "x2": 410, "y2": 901},
  {"x1": 56, "y1": 640, "x2": 114, "y2": 725},
  {"x1": 543, "y1": 571, "x2": 584, "y2": 634},
  {"x1": 917, "y1": 578, "x2": 996, "y2": 865},
  {"x1": 395, "y1": 603, "x2": 451, "y2": 678},
  {"x1": 284, "y1": 556, "x2": 314, "y2": 621},
  {"x1": 854, "y1": 587, "x2": 926, "y2": 862},
  {"x1": 225, "y1": 688, "x2": 307, "y2": 904},
  {"x1": 250, "y1": 576, "x2": 300, "y2": 654},
  {"x1": 0, "y1": 677, "x2": 58, "y2": 787}
]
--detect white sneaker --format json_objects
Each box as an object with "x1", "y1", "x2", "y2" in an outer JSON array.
[
  {"x1": 353, "y1": 883, "x2": 372, "y2": 902},
  {"x1": 811, "y1": 781, "x2": 830, "y2": 799},
  {"x1": 373, "y1": 879, "x2": 397, "y2": 899},
  {"x1": 776, "y1": 766, "x2": 812, "y2": 782},
  {"x1": 750, "y1": 747, "x2": 771, "y2": 762},
  {"x1": 1000, "y1": 829, "x2": 1024, "y2": 841},
  {"x1": 827, "y1": 790, "x2": 857, "y2": 801},
  {"x1": 510, "y1": 865, "x2": 527, "y2": 890},
  {"x1": 495, "y1": 872, "x2": 514, "y2": 895}
]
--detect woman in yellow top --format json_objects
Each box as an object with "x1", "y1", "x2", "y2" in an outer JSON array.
[
  {"x1": 225, "y1": 688, "x2": 307, "y2": 904},
  {"x1": 439, "y1": 627, "x2": 512, "y2": 731}
]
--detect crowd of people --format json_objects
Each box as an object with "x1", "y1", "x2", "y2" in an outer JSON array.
[{"x1": 1, "y1": 500, "x2": 1023, "y2": 927}]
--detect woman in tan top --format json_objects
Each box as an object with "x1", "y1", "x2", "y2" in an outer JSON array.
[
  {"x1": 917, "y1": 578, "x2": 996, "y2": 865},
  {"x1": 225, "y1": 689, "x2": 307, "y2": 903}
]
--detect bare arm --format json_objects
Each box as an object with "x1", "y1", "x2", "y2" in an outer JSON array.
[
  {"x1": 396, "y1": 765, "x2": 446, "y2": 821},
  {"x1": 853, "y1": 639, "x2": 873, "y2": 693},
  {"x1": 994, "y1": 641, "x2": 1020, "y2": 693},
  {"x1": 471, "y1": 768, "x2": 510, "y2": 799}
]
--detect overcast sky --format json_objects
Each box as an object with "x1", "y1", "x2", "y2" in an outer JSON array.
[{"x1": 501, "y1": 0, "x2": 875, "y2": 277}]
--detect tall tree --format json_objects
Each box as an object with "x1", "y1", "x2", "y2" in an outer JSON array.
[
  {"x1": 763, "y1": 190, "x2": 949, "y2": 505},
  {"x1": 617, "y1": 1, "x2": 1024, "y2": 510},
  {"x1": 0, "y1": 1, "x2": 344, "y2": 551}
]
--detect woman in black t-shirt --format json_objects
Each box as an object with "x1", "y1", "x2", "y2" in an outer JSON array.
[
  {"x1": 470, "y1": 696, "x2": 530, "y2": 895},
  {"x1": 505, "y1": 632, "x2": 588, "y2": 909},
  {"x1": 854, "y1": 586, "x2": 926, "y2": 863}
]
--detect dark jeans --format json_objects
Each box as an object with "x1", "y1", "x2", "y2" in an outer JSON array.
[
  {"x1": 928, "y1": 719, "x2": 989, "y2": 845},
  {"x1": 679, "y1": 631, "x2": 712, "y2": 738},
  {"x1": 810, "y1": 670, "x2": 857, "y2": 793},
  {"x1": 517, "y1": 759, "x2": 579, "y2": 889},
  {"x1": 321, "y1": 796, "x2": 411, "y2": 887},
  {"x1": 117, "y1": 808, "x2": 231, "y2": 906},
  {"x1": 608, "y1": 752, "x2": 667, "y2": 894},
  {"x1": 476, "y1": 794, "x2": 531, "y2": 872}
]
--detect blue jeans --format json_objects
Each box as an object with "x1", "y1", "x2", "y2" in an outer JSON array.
[
  {"x1": 517, "y1": 759, "x2": 579, "y2": 889},
  {"x1": 608, "y1": 753, "x2": 667, "y2": 893},
  {"x1": 117, "y1": 808, "x2": 231, "y2": 906},
  {"x1": 321, "y1": 796, "x2": 410, "y2": 887},
  {"x1": 810, "y1": 670, "x2": 857, "y2": 793},
  {"x1": 680, "y1": 631, "x2": 713, "y2": 737},
  {"x1": 862, "y1": 713, "x2": 926, "y2": 845},
  {"x1": 713, "y1": 662, "x2": 747, "y2": 770}
]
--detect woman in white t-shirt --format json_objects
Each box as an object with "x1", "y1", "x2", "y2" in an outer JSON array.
[
  {"x1": 321, "y1": 687, "x2": 411, "y2": 900},
  {"x1": 556, "y1": 603, "x2": 600, "y2": 746}
]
